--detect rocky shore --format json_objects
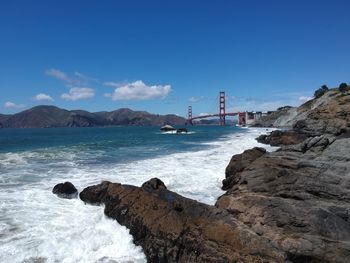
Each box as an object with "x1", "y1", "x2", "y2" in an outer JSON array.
[{"x1": 72, "y1": 88, "x2": 350, "y2": 262}]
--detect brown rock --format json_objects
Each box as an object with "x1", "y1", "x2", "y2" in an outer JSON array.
[{"x1": 80, "y1": 178, "x2": 286, "y2": 262}]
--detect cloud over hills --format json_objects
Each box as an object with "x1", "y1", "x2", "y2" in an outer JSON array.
[
  {"x1": 34, "y1": 93, "x2": 54, "y2": 102},
  {"x1": 4, "y1": 101, "x2": 25, "y2": 109},
  {"x1": 105, "y1": 80, "x2": 171, "y2": 101},
  {"x1": 61, "y1": 87, "x2": 95, "y2": 101}
]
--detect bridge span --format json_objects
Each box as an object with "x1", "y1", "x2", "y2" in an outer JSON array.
[{"x1": 187, "y1": 91, "x2": 264, "y2": 126}]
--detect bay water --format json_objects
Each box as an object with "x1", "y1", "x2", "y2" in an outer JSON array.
[{"x1": 0, "y1": 126, "x2": 275, "y2": 263}]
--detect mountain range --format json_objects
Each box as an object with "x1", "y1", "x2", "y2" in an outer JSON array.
[{"x1": 0, "y1": 105, "x2": 186, "y2": 128}]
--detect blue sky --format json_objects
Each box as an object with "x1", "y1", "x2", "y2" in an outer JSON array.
[{"x1": 1, "y1": 0, "x2": 349, "y2": 117}]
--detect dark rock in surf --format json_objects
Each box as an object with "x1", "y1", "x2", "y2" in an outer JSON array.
[
  {"x1": 141, "y1": 177, "x2": 167, "y2": 191},
  {"x1": 52, "y1": 182, "x2": 78, "y2": 199},
  {"x1": 176, "y1": 128, "x2": 188, "y2": 133},
  {"x1": 80, "y1": 178, "x2": 286, "y2": 262}
]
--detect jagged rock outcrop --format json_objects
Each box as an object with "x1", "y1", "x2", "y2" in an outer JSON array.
[
  {"x1": 256, "y1": 130, "x2": 307, "y2": 146},
  {"x1": 80, "y1": 179, "x2": 287, "y2": 262},
  {"x1": 252, "y1": 106, "x2": 293, "y2": 127},
  {"x1": 253, "y1": 89, "x2": 350, "y2": 137},
  {"x1": 52, "y1": 182, "x2": 78, "y2": 199},
  {"x1": 221, "y1": 87, "x2": 350, "y2": 262},
  {"x1": 290, "y1": 90, "x2": 350, "y2": 136},
  {"x1": 217, "y1": 135, "x2": 350, "y2": 263}
]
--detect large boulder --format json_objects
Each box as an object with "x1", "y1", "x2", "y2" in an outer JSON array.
[
  {"x1": 80, "y1": 178, "x2": 286, "y2": 262},
  {"x1": 52, "y1": 182, "x2": 78, "y2": 199}
]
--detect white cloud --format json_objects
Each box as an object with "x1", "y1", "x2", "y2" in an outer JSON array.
[
  {"x1": 45, "y1": 68, "x2": 70, "y2": 82},
  {"x1": 298, "y1": 96, "x2": 313, "y2": 102},
  {"x1": 34, "y1": 93, "x2": 54, "y2": 102},
  {"x1": 189, "y1": 96, "x2": 202, "y2": 103},
  {"x1": 75, "y1": 72, "x2": 98, "y2": 83},
  {"x1": 74, "y1": 72, "x2": 88, "y2": 79},
  {"x1": 199, "y1": 112, "x2": 209, "y2": 116},
  {"x1": 45, "y1": 68, "x2": 96, "y2": 86},
  {"x1": 104, "y1": 81, "x2": 119, "y2": 87},
  {"x1": 61, "y1": 87, "x2": 95, "y2": 101},
  {"x1": 4, "y1": 101, "x2": 25, "y2": 109},
  {"x1": 106, "y1": 80, "x2": 171, "y2": 101}
]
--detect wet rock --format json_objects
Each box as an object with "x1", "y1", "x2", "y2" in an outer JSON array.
[
  {"x1": 79, "y1": 181, "x2": 111, "y2": 204},
  {"x1": 141, "y1": 177, "x2": 167, "y2": 191},
  {"x1": 80, "y1": 178, "x2": 286, "y2": 262},
  {"x1": 176, "y1": 128, "x2": 188, "y2": 133},
  {"x1": 52, "y1": 182, "x2": 78, "y2": 199}
]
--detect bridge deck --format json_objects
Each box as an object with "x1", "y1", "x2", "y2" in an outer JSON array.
[{"x1": 190, "y1": 112, "x2": 239, "y2": 120}]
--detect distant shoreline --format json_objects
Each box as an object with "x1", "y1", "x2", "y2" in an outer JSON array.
[{"x1": 0, "y1": 105, "x2": 186, "y2": 129}]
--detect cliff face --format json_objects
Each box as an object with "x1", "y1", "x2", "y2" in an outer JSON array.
[
  {"x1": 254, "y1": 88, "x2": 350, "y2": 136},
  {"x1": 0, "y1": 106, "x2": 186, "y2": 128}
]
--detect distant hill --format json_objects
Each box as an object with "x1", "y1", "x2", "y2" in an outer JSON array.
[{"x1": 0, "y1": 105, "x2": 186, "y2": 128}]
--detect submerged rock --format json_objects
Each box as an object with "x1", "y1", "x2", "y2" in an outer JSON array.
[
  {"x1": 176, "y1": 128, "x2": 188, "y2": 133},
  {"x1": 80, "y1": 178, "x2": 286, "y2": 262},
  {"x1": 52, "y1": 182, "x2": 78, "y2": 199}
]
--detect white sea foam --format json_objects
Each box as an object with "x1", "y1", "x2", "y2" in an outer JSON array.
[{"x1": 0, "y1": 127, "x2": 276, "y2": 263}]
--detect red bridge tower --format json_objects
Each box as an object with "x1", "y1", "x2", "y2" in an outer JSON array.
[
  {"x1": 219, "y1": 91, "x2": 226, "y2": 126},
  {"x1": 187, "y1": 106, "x2": 193, "y2": 125}
]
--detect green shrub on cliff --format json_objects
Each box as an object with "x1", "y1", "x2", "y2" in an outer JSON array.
[
  {"x1": 314, "y1": 85, "x2": 329, "y2": 98},
  {"x1": 339, "y1": 82, "x2": 349, "y2": 93}
]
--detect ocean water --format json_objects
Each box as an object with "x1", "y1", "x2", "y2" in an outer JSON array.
[{"x1": 0, "y1": 126, "x2": 276, "y2": 263}]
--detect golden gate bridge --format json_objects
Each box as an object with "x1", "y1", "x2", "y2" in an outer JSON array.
[{"x1": 186, "y1": 91, "x2": 262, "y2": 126}]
